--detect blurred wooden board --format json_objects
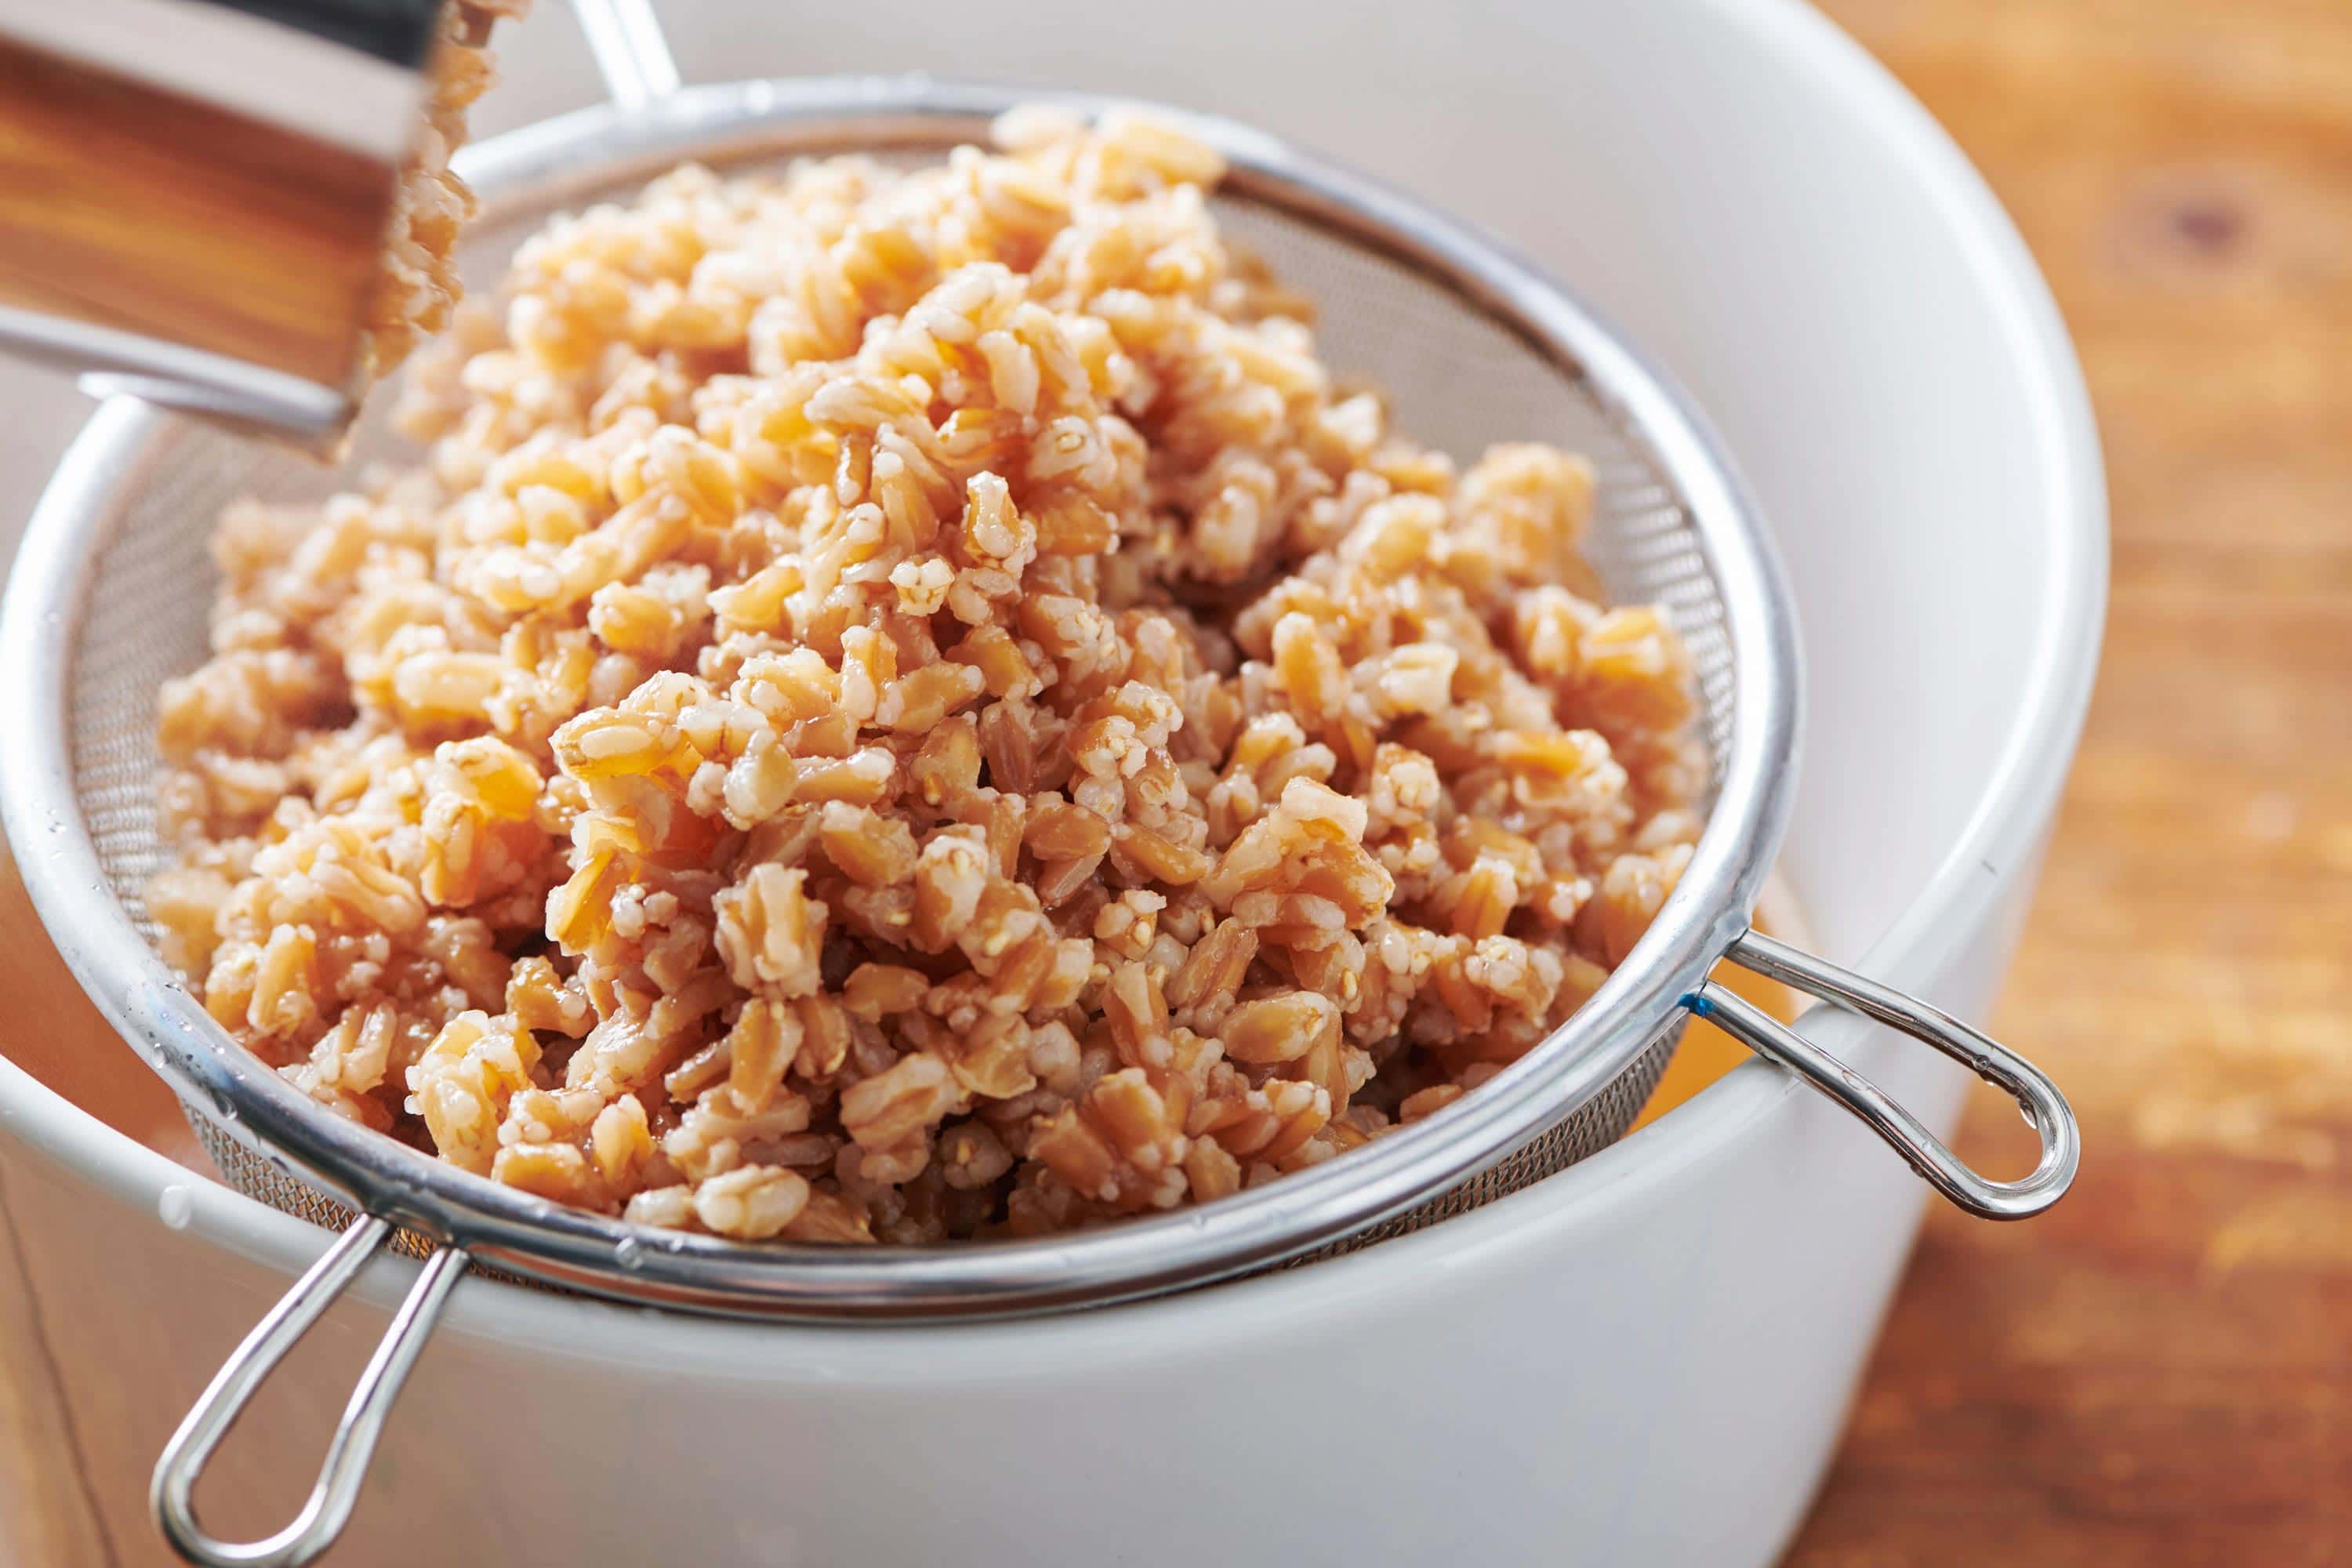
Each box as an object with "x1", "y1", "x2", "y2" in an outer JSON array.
[
  {"x1": 0, "y1": 844, "x2": 128, "y2": 1563},
  {"x1": 0, "y1": 1183, "x2": 111, "y2": 1568},
  {"x1": 1788, "y1": 1, "x2": 2352, "y2": 1562}
]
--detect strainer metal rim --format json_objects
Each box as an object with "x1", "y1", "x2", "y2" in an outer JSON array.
[{"x1": 0, "y1": 77, "x2": 1795, "y2": 1319}]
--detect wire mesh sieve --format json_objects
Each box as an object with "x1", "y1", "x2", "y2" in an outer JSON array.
[
  {"x1": 0, "y1": 62, "x2": 2077, "y2": 1568},
  {"x1": 54, "y1": 85, "x2": 1756, "y2": 1298},
  {"x1": 67, "y1": 147, "x2": 1715, "y2": 1272}
]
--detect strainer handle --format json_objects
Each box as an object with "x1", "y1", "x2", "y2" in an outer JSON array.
[
  {"x1": 1689, "y1": 929, "x2": 2079, "y2": 1220},
  {"x1": 572, "y1": 0, "x2": 682, "y2": 108},
  {"x1": 152, "y1": 1218, "x2": 471, "y2": 1568}
]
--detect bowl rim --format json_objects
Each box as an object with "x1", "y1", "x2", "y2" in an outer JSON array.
[{"x1": 0, "y1": 0, "x2": 2103, "y2": 1367}]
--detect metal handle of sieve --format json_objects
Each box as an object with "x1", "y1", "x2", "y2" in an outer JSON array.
[
  {"x1": 1686, "y1": 929, "x2": 2079, "y2": 1220},
  {"x1": 151, "y1": 9, "x2": 674, "y2": 1563},
  {"x1": 152, "y1": 1220, "x2": 470, "y2": 1568},
  {"x1": 574, "y1": 0, "x2": 681, "y2": 107}
]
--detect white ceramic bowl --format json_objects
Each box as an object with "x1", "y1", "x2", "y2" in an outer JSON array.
[{"x1": 0, "y1": 2, "x2": 2103, "y2": 1563}]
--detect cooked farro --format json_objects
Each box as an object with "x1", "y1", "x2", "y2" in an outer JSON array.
[
  {"x1": 360, "y1": 2, "x2": 531, "y2": 383},
  {"x1": 151, "y1": 107, "x2": 1703, "y2": 1243}
]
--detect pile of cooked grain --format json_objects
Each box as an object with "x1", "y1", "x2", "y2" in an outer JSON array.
[
  {"x1": 361, "y1": 0, "x2": 530, "y2": 383},
  {"x1": 150, "y1": 107, "x2": 1701, "y2": 1244}
]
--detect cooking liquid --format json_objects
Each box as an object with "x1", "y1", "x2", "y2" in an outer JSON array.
[{"x1": 1629, "y1": 874, "x2": 1809, "y2": 1130}]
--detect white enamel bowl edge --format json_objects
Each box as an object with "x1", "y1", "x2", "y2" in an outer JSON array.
[{"x1": 0, "y1": 1, "x2": 2102, "y2": 1563}]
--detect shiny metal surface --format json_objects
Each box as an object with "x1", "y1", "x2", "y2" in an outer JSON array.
[
  {"x1": 0, "y1": 308, "x2": 357, "y2": 443},
  {"x1": 572, "y1": 0, "x2": 681, "y2": 109},
  {"x1": 1692, "y1": 931, "x2": 2079, "y2": 1220},
  {"x1": 150, "y1": 1218, "x2": 470, "y2": 1568}
]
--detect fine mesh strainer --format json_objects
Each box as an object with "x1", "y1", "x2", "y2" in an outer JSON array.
[{"x1": 0, "y1": 15, "x2": 2078, "y2": 1568}]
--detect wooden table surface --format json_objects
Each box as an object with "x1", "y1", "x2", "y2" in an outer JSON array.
[
  {"x1": 2, "y1": 2, "x2": 2347, "y2": 1564},
  {"x1": 1787, "y1": 1, "x2": 2352, "y2": 1561}
]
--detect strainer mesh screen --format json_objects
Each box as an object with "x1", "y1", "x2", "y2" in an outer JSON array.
[{"x1": 64, "y1": 172, "x2": 1730, "y2": 1284}]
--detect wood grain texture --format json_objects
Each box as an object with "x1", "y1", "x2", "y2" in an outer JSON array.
[
  {"x1": 0, "y1": 1170, "x2": 111, "y2": 1568},
  {"x1": 1788, "y1": 1, "x2": 2352, "y2": 1562}
]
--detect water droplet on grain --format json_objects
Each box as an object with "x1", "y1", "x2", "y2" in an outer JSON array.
[
  {"x1": 615, "y1": 1236, "x2": 644, "y2": 1270},
  {"x1": 158, "y1": 1185, "x2": 194, "y2": 1230}
]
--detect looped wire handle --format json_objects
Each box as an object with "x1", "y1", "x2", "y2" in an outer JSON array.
[
  {"x1": 152, "y1": 1218, "x2": 471, "y2": 1568},
  {"x1": 1687, "y1": 929, "x2": 2079, "y2": 1220},
  {"x1": 151, "y1": 13, "x2": 669, "y2": 1564},
  {"x1": 572, "y1": 0, "x2": 682, "y2": 109}
]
